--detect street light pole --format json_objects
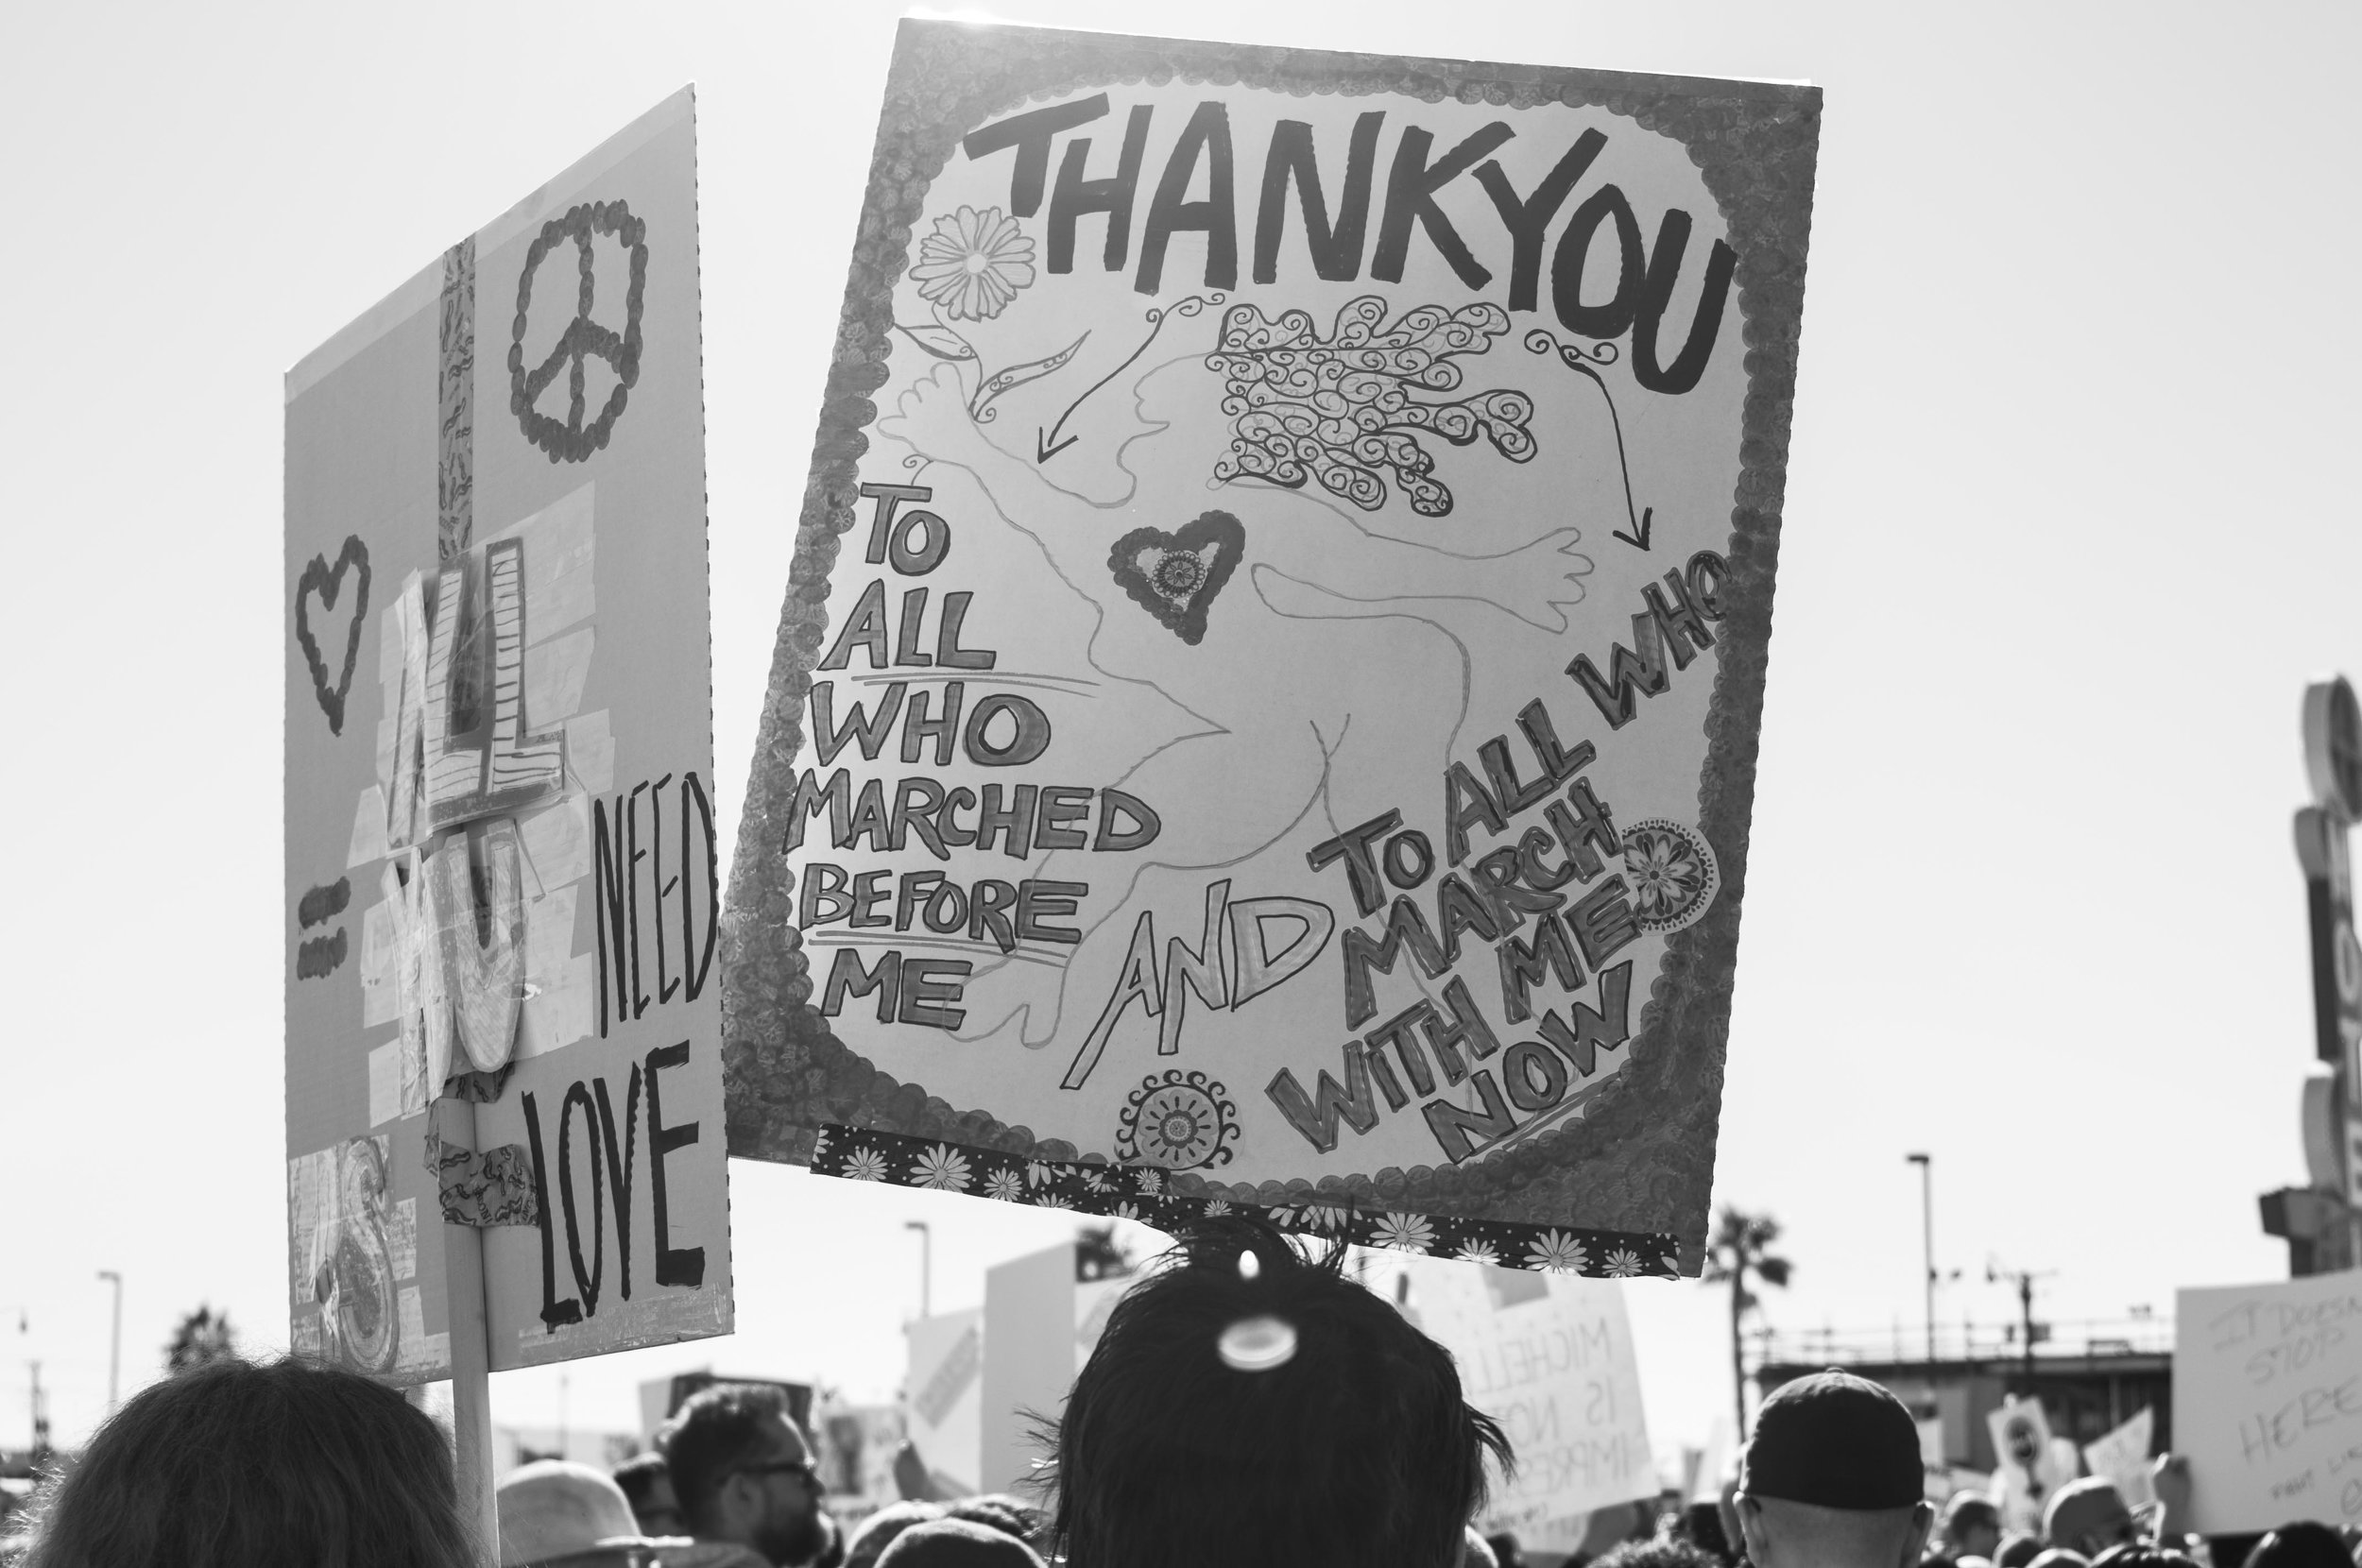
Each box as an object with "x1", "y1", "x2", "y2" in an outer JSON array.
[
  {"x1": 1906, "y1": 1153, "x2": 1934, "y2": 1364},
  {"x1": 904, "y1": 1220, "x2": 932, "y2": 1320},
  {"x1": 97, "y1": 1270, "x2": 122, "y2": 1412}
]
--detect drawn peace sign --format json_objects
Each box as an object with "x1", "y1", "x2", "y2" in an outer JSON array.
[{"x1": 508, "y1": 199, "x2": 648, "y2": 463}]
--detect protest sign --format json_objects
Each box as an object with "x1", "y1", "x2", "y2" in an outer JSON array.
[
  {"x1": 905, "y1": 1307, "x2": 984, "y2": 1497},
  {"x1": 284, "y1": 89, "x2": 732, "y2": 1396},
  {"x1": 2083, "y1": 1407, "x2": 2156, "y2": 1509},
  {"x1": 1987, "y1": 1396, "x2": 2076, "y2": 1534},
  {"x1": 2176, "y1": 1275, "x2": 2362, "y2": 1533},
  {"x1": 723, "y1": 20, "x2": 1820, "y2": 1274},
  {"x1": 1395, "y1": 1255, "x2": 1653, "y2": 1549}
]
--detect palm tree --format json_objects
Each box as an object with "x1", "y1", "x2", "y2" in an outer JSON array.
[
  {"x1": 165, "y1": 1304, "x2": 236, "y2": 1373},
  {"x1": 1702, "y1": 1206, "x2": 1790, "y2": 1437}
]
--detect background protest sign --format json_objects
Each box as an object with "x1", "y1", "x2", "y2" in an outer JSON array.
[
  {"x1": 2083, "y1": 1407, "x2": 2156, "y2": 1510},
  {"x1": 284, "y1": 89, "x2": 731, "y2": 1389},
  {"x1": 723, "y1": 20, "x2": 1820, "y2": 1272},
  {"x1": 1395, "y1": 1254, "x2": 1654, "y2": 1550},
  {"x1": 2175, "y1": 1275, "x2": 2362, "y2": 1534}
]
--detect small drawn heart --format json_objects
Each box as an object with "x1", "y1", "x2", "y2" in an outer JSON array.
[
  {"x1": 1108, "y1": 510, "x2": 1245, "y2": 646},
  {"x1": 296, "y1": 536, "x2": 372, "y2": 735}
]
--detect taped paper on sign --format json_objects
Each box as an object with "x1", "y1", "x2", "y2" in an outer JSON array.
[
  {"x1": 525, "y1": 626, "x2": 595, "y2": 724},
  {"x1": 387, "y1": 1197, "x2": 419, "y2": 1282},
  {"x1": 349, "y1": 785, "x2": 390, "y2": 869},
  {"x1": 564, "y1": 711, "x2": 614, "y2": 796},
  {"x1": 360, "y1": 899, "x2": 399, "y2": 1026},
  {"x1": 526, "y1": 885, "x2": 580, "y2": 986},
  {"x1": 495, "y1": 483, "x2": 595, "y2": 641},
  {"x1": 520, "y1": 792, "x2": 593, "y2": 892},
  {"x1": 519, "y1": 952, "x2": 595, "y2": 1059},
  {"x1": 368, "y1": 1040, "x2": 402, "y2": 1127}
]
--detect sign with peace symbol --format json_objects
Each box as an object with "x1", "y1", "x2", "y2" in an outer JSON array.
[{"x1": 508, "y1": 199, "x2": 649, "y2": 463}]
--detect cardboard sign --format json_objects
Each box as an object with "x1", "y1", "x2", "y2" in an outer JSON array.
[
  {"x1": 2175, "y1": 1275, "x2": 2362, "y2": 1533},
  {"x1": 2083, "y1": 1407, "x2": 2156, "y2": 1510},
  {"x1": 284, "y1": 90, "x2": 731, "y2": 1381},
  {"x1": 722, "y1": 21, "x2": 1820, "y2": 1275},
  {"x1": 1397, "y1": 1256, "x2": 1653, "y2": 1549},
  {"x1": 1986, "y1": 1397, "x2": 2075, "y2": 1534}
]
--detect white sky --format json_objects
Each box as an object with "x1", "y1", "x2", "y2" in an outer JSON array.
[{"x1": 5, "y1": 0, "x2": 2360, "y2": 1461}]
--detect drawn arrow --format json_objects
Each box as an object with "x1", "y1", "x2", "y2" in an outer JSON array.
[
  {"x1": 1613, "y1": 506, "x2": 1653, "y2": 552},
  {"x1": 1037, "y1": 428, "x2": 1081, "y2": 464},
  {"x1": 1034, "y1": 295, "x2": 1209, "y2": 464}
]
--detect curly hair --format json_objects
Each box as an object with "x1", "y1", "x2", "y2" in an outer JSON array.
[
  {"x1": 1046, "y1": 1216, "x2": 1511, "y2": 1568},
  {"x1": 22, "y1": 1355, "x2": 475, "y2": 1568}
]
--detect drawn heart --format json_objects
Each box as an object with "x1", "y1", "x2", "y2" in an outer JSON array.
[
  {"x1": 296, "y1": 536, "x2": 372, "y2": 735},
  {"x1": 1108, "y1": 510, "x2": 1246, "y2": 647}
]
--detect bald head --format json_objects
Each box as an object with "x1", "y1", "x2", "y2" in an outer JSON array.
[
  {"x1": 2043, "y1": 1479, "x2": 2136, "y2": 1557},
  {"x1": 1736, "y1": 1492, "x2": 1933, "y2": 1568}
]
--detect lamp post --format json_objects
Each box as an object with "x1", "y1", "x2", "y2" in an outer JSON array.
[
  {"x1": 97, "y1": 1270, "x2": 122, "y2": 1412},
  {"x1": 1906, "y1": 1153, "x2": 1934, "y2": 1363},
  {"x1": 905, "y1": 1220, "x2": 932, "y2": 1320}
]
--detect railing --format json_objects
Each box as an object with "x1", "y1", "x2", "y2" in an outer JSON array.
[{"x1": 1753, "y1": 1316, "x2": 2175, "y2": 1368}]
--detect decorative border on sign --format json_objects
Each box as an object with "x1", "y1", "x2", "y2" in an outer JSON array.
[
  {"x1": 812, "y1": 1124, "x2": 1681, "y2": 1279},
  {"x1": 721, "y1": 21, "x2": 1822, "y2": 1273}
]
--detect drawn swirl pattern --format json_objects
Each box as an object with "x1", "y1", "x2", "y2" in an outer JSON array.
[
  {"x1": 1114, "y1": 1070, "x2": 1241, "y2": 1169},
  {"x1": 508, "y1": 200, "x2": 648, "y2": 464},
  {"x1": 1208, "y1": 296, "x2": 1536, "y2": 517}
]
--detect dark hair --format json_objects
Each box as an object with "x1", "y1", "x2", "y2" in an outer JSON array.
[
  {"x1": 1676, "y1": 1499, "x2": 1733, "y2": 1563},
  {"x1": 2241, "y1": 1525, "x2": 2353, "y2": 1568},
  {"x1": 943, "y1": 1495, "x2": 1046, "y2": 1547},
  {"x1": 658, "y1": 1384, "x2": 794, "y2": 1529},
  {"x1": 1595, "y1": 1541, "x2": 1724, "y2": 1568},
  {"x1": 2088, "y1": 1551, "x2": 2199, "y2": 1568},
  {"x1": 1996, "y1": 1534, "x2": 2045, "y2": 1568},
  {"x1": 1943, "y1": 1495, "x2": 2001, "y2": 1538},
  {"x1": 1047, "y1": 1217, "x2": 1511, "y2": 1568},
  {"x1": 609, "y1": 1451, "x2": 670, "y2": 1512},
  {"x1": 22, "y1": 1355, "x2": 474, "y2": 1568}
]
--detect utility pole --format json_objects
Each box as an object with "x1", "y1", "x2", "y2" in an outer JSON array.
[
  {"x1": 1907, "y1": 1153, "x2": 1935, "y2": 1364},
  {"x1": 1988, "y1": 1262, "x2": 2055, "y2": 1398},
  {"x1": 905, "y1": 1220, "x2": 933, "y2": 1320},
  {"x1": 98, "y1": 1270, "x2": 122, "y2": 1412},
  {"x1": 27, "y1": 1360, "x2": 46, "y2": 1460}
]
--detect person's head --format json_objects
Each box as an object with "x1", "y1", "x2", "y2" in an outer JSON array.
[
  {"x1": 2092, "y1": 1550, "x2": 2199, "y2": 1568},
  {"x1": 2240, "y1": 1524, "x2": 2354, "y2": 1568},
  {"x1": 846, "y1": 1504, "x2": 942, "y2": 1568},
  {"x1": 658, "y1": 1385, "x2": 825, "y2": 1567},
  {"x1": 1047, "y1": 1216, "x2": 1510, "y2": 1568},
  {"x1": 495, "y1": 1460, "x2": 653, "y2": 1568},
  {"x1": 1485, "y1": 1533, "x2": 1526, "y2": 1568},
  {"x1": 22, "y1": 1355, "x2": 475, "y2": 1568},
  {"x1": 2026, "y1": 1552, "x2": 2090, "y2": 1568},
  {"x1": 608, "y1": 1454, "x2": 683, "y2": 1541},
  {"x1": 1680, "y1": 1499, "x2": 1734, "y2": 1563},
  {"x1": 1942, "y1": 1495, "x2": 2003, "y2": 1560},
  {"x1": 2043, "y1": 1481, "x2": 2139, "y2": 1559},
  {"x1": 1593, "y1": 1541, "x2": 1723, "y2": 1568},
  {"x1": 874, "y1": 1519, "x2": 1044, "y2": 1568},
  {"x1": 937, "y1": 1496, "x2": 1042, "y2": 1549},
  {"x1": 1733, "y1": 1370, "x2": 1934, "y2": 1568},
  {"x1": 1994, "y1": 1533, "x2": 2044, "y2": 1568}
]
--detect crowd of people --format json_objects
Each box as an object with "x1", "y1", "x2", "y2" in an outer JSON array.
[{"x1": 1, "y1": 1217, "x2": 2355, "y2": 1568}]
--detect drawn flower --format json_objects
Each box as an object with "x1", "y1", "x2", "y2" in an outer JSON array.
[
  {"x1": 911, "y1": 1145, "x2": 972, "y2": 1192},
  {"x1": 1027, "y1": 1161, "x2": 1055, "y2": 1188},
  {"x1": 983, "y1": 1168, "x2": 1027, "y2": 1203},
  {"x1": 1602, "y1": 1247, "x2": 1646, "y2": 1278},
  {"x1": 1201, "y1": 1199, "x2": 1232, "y2": 1218},
  {"x1": 1135, "y1": 1167, "x2": 1165, "y2": 1196},
  {"x1": 1453, "y1": 1240, "x2": 1501, "y2": 1267},
  {"x1": 1034, "y1": 1193, "x2": 1074, "y2": 1211},
  {"x1": 1527, "y1": 1232, "x2": 1590, "y2": 1274},
  {"x1": 1111, "y1": 1202, "x2": 1144, "y2": 1222},
  {"x1": 1306, "y1": 1203, "x2": 1352, "y2": 1233},
  {"x1": 911, "y1": 206, "x2": 1036, "y2": 322},
  {"x1": 1082, "y1": 1168, "x2": 1116, "y2": 1193},
  {"x1": 841, "y1": 1148, "x2": 889, "y2": 1184},
  {"x1": 1625, "y1": 825, "x2": 1711, "y2": 923},
  {"x1": 1369, "y1": 1212, "x2": 1436, "y2": 1253}
]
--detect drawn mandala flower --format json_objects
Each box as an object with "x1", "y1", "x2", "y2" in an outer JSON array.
[
  {"x1": 1135, "y1": 1168, "x2": 1165, "y2": 1196},
  {"x1": 1034, "y1": 1193, "x2": 1074, "y2": 1210},
  {"x1": 1602, "y1": 1247, "x2": 1645, "y2": 1278},
  {"x1": 1370, "y1": 1212, "x2": 1436, "y2": 1253},
  {"x1": 1527, "y1": 1232, "x2": 1590, "y2": 1274},
  {"x1": 1201, "y1": 1199, "x2": 1232, "y2": 1217},
  {"x1": 983, "y1": 1169, "x2": 1026, "y2": 1203},
  {"x1": 1623, "y1": 823, "x2": 1714, "y2": 926},
  {"x1": 911, "y1": 206, "x2": 1036, "y2": 322},
  {"x1": 1453, "y1": 1240, "x2": 1501, "y2": 1267},
  {"x1": 841, "y1": 1148, "x2": 889, "y2": 1184},
  {"x1": 911, "y1": 1145, "x2": 972, "y2": 1192}
]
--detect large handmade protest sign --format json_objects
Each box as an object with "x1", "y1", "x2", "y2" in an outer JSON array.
[
  {"x1": 284, "y1": 89, "x2": 731, "y2": 1382},
  {"x1": 2175, "y1": 1275, "x2": 2362, "y2": 1533},
  {"x1": 724, "y1": 22, "x2": 1820, "y2": 1273}
]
